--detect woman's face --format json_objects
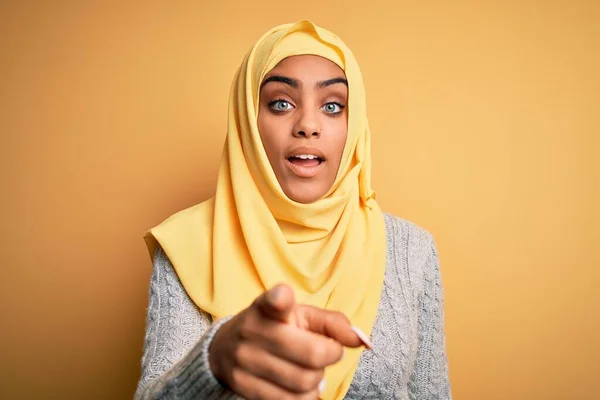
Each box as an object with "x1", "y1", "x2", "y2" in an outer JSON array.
[{"x1": 258, "y1": 55, "x2": 348, "y2": 204}]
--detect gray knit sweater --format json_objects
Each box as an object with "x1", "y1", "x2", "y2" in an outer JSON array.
[{"x1": 134, "y1": 214, "x2": 451, "y2": 399}]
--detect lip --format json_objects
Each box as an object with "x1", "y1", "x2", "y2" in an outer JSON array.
[
  {"x1": 285, "y1": 158, "x2": 325, "y2": 178},
  {"x1": 285, "y1": 146, "x2": 326, "y2": 178},
  {"x1": 286, "y1": 146, "x2": 326, "y2": 160}
]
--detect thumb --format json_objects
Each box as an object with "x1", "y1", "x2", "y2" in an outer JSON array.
[{"x1": 255, "y1": 283, "x2": 296, "y2": 323}]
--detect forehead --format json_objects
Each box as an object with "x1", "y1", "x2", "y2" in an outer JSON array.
[{"x1": 265, "y1": 55, "x2": 346, "y2": 82}]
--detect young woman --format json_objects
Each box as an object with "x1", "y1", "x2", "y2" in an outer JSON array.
[{"x1": 135, "y1": 20, "x2": 451, "y2": 400}]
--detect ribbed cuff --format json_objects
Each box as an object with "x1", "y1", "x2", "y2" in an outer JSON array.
[{"x1": 152, "y1": 315, "x2": 240, "y2": 399}]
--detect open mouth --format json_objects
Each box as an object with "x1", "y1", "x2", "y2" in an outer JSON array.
[
  {"x1": 286, "y1": 154, "x2": 324, "y2": 167},
  {"x1": 285, "y1": 154, "x2": 326, "y2": 178}
]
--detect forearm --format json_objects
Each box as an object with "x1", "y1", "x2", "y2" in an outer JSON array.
[
  {"x1": 134, "y1": 247, "x2": 239, "y2": 399},
  {"x1": 135, "y1": 316, "x2": 238, "y2": 400}
]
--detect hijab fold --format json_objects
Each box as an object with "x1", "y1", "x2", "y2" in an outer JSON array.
[{"x1": 145, "y1": 20, "x2": 386, "y2": 400}]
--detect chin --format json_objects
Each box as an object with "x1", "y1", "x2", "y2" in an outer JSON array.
[{"x1": 283, "y1": 184, "x2": 325, "y2": 204}]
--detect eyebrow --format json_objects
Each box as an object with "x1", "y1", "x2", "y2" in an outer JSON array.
[
  {"x1": 316, "y1": 77, "x2": 348, "y2": 88},
  {"x1": 260, "y1": 75, "x2": 348, "y2": 90},
  {"x1": 261, "y1": 75, "x2": 299, "y2": 89}
]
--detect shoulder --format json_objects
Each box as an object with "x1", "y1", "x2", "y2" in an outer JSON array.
[
  {"x1": 382, "y1": 213, "x2": 438, "y2": 293},
  {"x1": 149, "y1": 245, "x2": 181, "y2": 289},
  {"x1": 382, "y1": 212, "x2": 436, "y2": 252},
  {"x1": 152, "y1": 245, "x2": 170, "y2": 266}
]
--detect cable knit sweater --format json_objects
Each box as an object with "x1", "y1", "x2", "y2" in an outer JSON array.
[{"x1": 134, "y1": 214, "x2": 451, "y2": 399}]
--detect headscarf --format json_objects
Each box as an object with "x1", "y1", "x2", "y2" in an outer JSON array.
[{"x1": 145, "y1": 20, "x2": 386, "y2": 399}]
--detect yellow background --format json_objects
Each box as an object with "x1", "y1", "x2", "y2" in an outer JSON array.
[{"x1": 1, "y1": 1, "x2": 598, "y2": 399}]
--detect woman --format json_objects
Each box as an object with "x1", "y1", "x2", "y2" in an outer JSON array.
[{"x1": 135, "y1": 20, "x2": 451, "y2": 400}]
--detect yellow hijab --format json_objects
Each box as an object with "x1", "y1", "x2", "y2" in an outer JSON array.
[{"x1": 145, "y1": 20, "x2": 386, "y2": 400}]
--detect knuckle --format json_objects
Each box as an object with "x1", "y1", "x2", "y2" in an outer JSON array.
[
  {"x1": 327, "y1": 310, "x2": 349, "y2": 326},
  {"x1": 331, "y1": 341, "x2": 343, "y2": 360},
  {"x1": 251, "y1": 295, "x2": 263, "y2": 309},
  {"x1": 265, "y1": 358, "x2": 285, "y2": 379},
  {"x1": 299, "y1": 391, "x2": 320, "y2": 400},
  {"x1": 256, "y1": 386, "x2": 284, "y2": 400},
  {"x1": 296, "y1": 370, "x2": 323, "y2": 392},
  {"x1": 228, "y1": 367, "x2": 244, "y2": 391},
  {"x1": 232, "y1": 343, "x2": 248, "y2": 367},
  {"x1": 238, "y1": 316, "x2": 256, "y2": 340},
  {"x1": 335, "y1": 311, "x2": 351, "y2": 325},
  {"x1": 296, "y1": 390, "x2": 319, "y2": 400},
  {"x1": 296, "y1": 374, "x2": 314, "y2": 392},
  {"x1": 306, "y1": 341, "x2": 327, "y2": 367},
  {"x1": 231, "y1": 370, "x2": 263, "y2": 400},
  {"x1": 313, "y1": 369, "x2": 325, "y2": 385},
  {"x1": 238, "y1": 324, "x2": 252, "y2": 340}
]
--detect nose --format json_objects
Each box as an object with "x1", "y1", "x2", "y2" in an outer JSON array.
[{"x1": 292, "y1": 108, "x2": 320, "y2": 138}]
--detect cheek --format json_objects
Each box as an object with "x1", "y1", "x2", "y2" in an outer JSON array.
[
  {"x1": 257, "y1": 114, "x2": 279, "y2": 156},
  {"x1": 331, "y1": 120, "x2": 348, "y2": 161}
]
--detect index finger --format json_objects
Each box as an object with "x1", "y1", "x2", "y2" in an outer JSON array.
[{"x1": 296, "y1": 306, "x2": 372, "y2": 349}]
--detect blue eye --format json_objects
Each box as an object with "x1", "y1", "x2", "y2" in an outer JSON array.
[
  {"x1": 269, "y1": 99, "x2": 294, "y2": 112},
  {"x1": 321, "y1": 102, "x2": 345, "y2": 114}
]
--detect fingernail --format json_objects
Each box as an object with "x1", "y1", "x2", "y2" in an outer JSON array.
[
  {"x1": 268, "y1": 286, "x2": 281, "y2": 303},
  {"x1": 318, "y1": 378, "x2": 326, "y2": 393},
  {"x1": 340, "y1": 348, "x2": 345, "y2": 360},
  {"x1": 351, "y1": 326, "x2": 374, "y2": 349}
]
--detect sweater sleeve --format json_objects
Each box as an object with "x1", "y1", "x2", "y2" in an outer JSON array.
[
  {"x1": 409, "y1": 238, "x2": 452, "y2": 399},
  {"x1": 134, "y1": 246, "x2": 239, "y2": 400}
]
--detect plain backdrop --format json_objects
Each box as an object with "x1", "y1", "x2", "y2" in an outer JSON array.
[{"x1": 1, "y1": 1, "x2": 599, "y2": 399}]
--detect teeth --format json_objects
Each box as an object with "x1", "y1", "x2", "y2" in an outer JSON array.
[{"x1": 294, "y1": 154, "x2": 319, "y2": 160}]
